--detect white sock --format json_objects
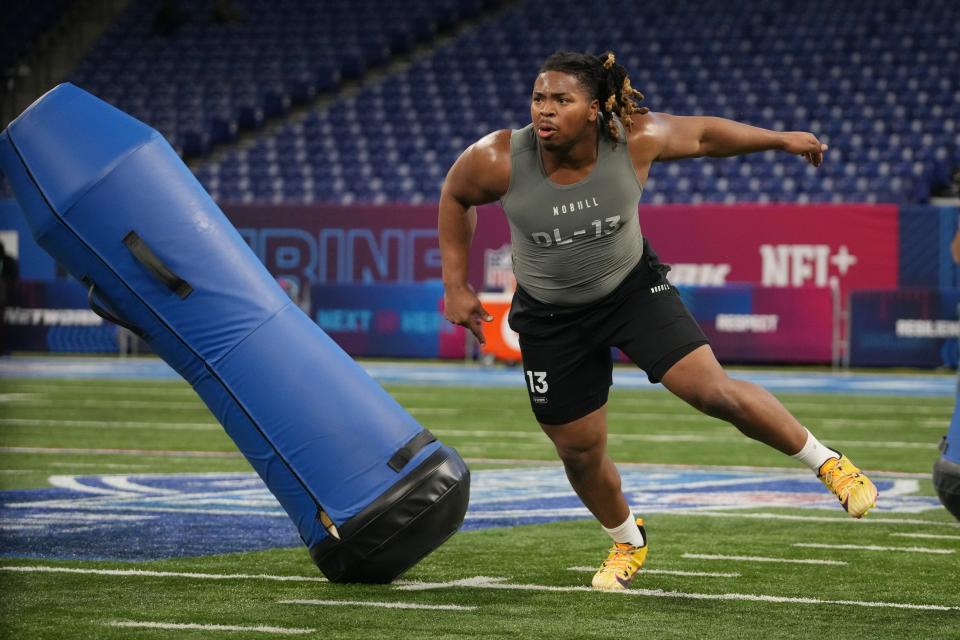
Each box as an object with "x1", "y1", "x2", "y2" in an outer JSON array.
[
  {"x1": 791, "y1": 428, "x2": 840, "y2": 472},
  {"x1": 602, "y1": 512, "x2": 645, "y2": 547}
]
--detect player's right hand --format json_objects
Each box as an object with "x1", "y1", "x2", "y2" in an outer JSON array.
[
  {"x1": 442, "y1": 284, "x2": 493, "y2": 345},
  {"x1": 781, "y1": 131, "x2": 828, "y2": 167}
]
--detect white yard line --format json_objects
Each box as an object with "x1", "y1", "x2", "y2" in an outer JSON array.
[
  {"x1": 673, "y1": 511, "x2": 960, "y2": 528},
  {"x1": 0, "y1": 418, "x2": 218, "y2": 431},
  {"x1": 105, "y1": 621, "x2": 313, "y2": 635},
  {"x1": 891, "y1": 532, "x2": 960, "y2": 540},
  {"x1": 406, "y1": 408, "x2": 461, "y2": 416},
  {"x1": 604, "y1": 411, "x2": 945, "y2": 429},
  {"x1": 433, "y1": 428, "x2": 938, "y2": 450},
  {"x1": 7, "y1": 399, "x2": 207, "y2": 410},
  {"x1": 0, "y1": 566, "x2": 327, "y2": 582},
  {"x1": 462, "y1": 458, "x2": 935, "y2": 480},
  {"x1": 14, "y1": 513, "x2": 153, "y2": 524},
  {"x1": 567, "y1": 566, "x2": 740, "y2": 578},
  {"x1": 11, "y1": 384, "x2": 192, "y2": 395},
  {"x1": 393, "y1": 576, "x2": 959, "y2": 611},
  {"x1": 0, "y1": 394, "x2": 37, "y2": 402},
  {"x1": 792, "y1": 543, "x2": 954, "y2": 555},
  {"x1": 0, "y1": 446, "x2": 242, "y2": 458},
  {"x1": 47, "y1": 462, "x2": 147, "y2": 469},
  {"x1": 280, "y1": 599, "x2": 475, "y2": 611},
  {"x1": 682, "y1": 554, "x2": 847, "y2": 566},
  {"x1": 613, "y1": 396, "x2": 952, "y2": 415},
  {"x1": 4, "y1": 503, "x2": 288, "y2": 517}
]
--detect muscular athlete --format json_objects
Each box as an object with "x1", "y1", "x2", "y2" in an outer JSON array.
[{"x1": 438, "y1": 51, "x2": 878, "y2": 590}]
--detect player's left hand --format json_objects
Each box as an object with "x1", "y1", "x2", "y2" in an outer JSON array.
[{"x1": 781, "y1": 132, "x2": 828, "y2": 167}]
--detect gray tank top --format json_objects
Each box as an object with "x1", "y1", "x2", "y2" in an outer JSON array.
[{"x1": 501, "y1": 121, "x2": 644, "y2": 306}]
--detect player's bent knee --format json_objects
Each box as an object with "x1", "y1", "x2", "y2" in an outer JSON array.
[{"x1": 692, "y1": 380, "x2": 743, "y2": 421}]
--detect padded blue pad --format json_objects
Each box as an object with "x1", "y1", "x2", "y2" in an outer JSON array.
[{"x1": 0, "y1": 84, "x2": 454, "y2": 553}]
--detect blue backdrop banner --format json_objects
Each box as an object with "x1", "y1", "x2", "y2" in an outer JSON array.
[
  {"x1": 849, "y1": 287, "x2": 960, "y2": 368},
  {"x1": 310, "y1": 281, "x2": 462, "y2": 358}
]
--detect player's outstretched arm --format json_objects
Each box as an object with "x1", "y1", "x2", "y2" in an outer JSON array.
[
  {"x1": 438, "y1": 130, "x2": 511, "y2": 344},
  {"x1": 638, "y1": 112, "x2": 828, "y2": 167}
]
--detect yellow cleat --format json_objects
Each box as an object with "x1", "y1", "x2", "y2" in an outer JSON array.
[
  {"x1": 591, "y1": 519, "x2": 648, "y2": 590},
  {"x1": 818, "y1": 454, "x2": 878, "y2": 518}
]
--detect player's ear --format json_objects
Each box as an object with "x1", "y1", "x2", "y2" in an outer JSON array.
[{"x1": 588, "y1": 98, "x2": 599, "y2": 122}]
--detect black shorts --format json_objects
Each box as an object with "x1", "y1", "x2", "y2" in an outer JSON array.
[{"x1": 508, "y1": 238, "x2": 708, "y2": 425}]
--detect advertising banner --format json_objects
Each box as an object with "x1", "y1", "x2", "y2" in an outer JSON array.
[
  {"x1": 849, "y1": 288, "x2": 960, "y2": 368},
  {"x1": 223, "y1": 203, "x2": 512, "y2": 293},
  {"x1": 681, "y1": 285, "x2": 834, "y2": 364},
  {"x1": 2, "y1": 280, "x2": 116, "y2": 352},
  {"x1": 477, "y1": 286, "x2": 834, "y2": 366},
  {"x1": 639, "y1": 204, "x2": 900, "y2": 298},
  {"x1": 310, "y1": 281, "x2": 465, "y2": 358},
  {"x1": 224, "y1": 203, "x2": 899, "y2": 298}
]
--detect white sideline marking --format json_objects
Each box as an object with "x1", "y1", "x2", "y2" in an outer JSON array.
[
  {"x1": 676, "y1": 511, "x2": 960, "y2": 528},
  {"x1": 393, "y1": 576, "x2": 960, "y2": 611},
  {"x1": 793, "y1": 543, "x2": 954, "y2": 555},
  {"x1": 0, "y1": 566, "x2": 327, "y2": 582},
  {"x1": 891, "y1": 532, "x2": 960, "y2": 540},
  {"x1": 567, "y1": 566, "x2": 740, "y2": 578},
  {"x1": 106, "y1": 621, "x2": 313, "y2": 635},
  {"x1": 682, "y1": 554, "x2": 847, "y2": 566},
  {"x1": 280, "y1": 599, "x2": 476, "y2": 611}
]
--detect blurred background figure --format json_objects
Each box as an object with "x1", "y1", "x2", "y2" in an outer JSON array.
[{"x1": 935, "y1": 227, "x2": 960, "y2": 521}]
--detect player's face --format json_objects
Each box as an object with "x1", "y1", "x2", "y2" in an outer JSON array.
[{"x1": 530, "y1": 71, "x2": 599, "y2": 151}]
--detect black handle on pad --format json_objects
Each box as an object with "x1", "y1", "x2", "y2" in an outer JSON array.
[
  {"x1": 123, "y1": 231, "x2": 193, "y2": 299},
  {"x1": 85, "y1": 279, "x2": 146, "y2": 338},
  {"x1": 388, "y1": 429, "x2": 437, "y2": 471}
]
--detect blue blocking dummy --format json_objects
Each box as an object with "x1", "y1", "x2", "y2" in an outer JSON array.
[
  {"x1": 934, "y1": 380, "x2": 960, "y2": 520},
  {"x1": 0, "y1": 84, "x2": 470, "y2": 581}
]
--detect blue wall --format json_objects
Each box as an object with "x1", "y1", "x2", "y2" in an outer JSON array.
[{"x1": 899, "y1": 205, "x2": 960, "y2": 288}]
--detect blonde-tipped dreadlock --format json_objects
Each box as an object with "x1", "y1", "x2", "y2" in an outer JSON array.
[
  {"x1": 540, "y1": 50, "x2": 649, "y2": 144},
  {"x1": 597, "y1": 51, "x2": 648, "y2": 141}
]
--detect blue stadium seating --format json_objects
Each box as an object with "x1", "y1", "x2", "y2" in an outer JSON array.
[
  {"x1": 66, "y1": 0, "x2": 493, "y2": 156},
  {"x1": 193, "y1": 0, "x2": 959, "y2": 204},
  {"x1": 1, "y1": 0, "x2": 958, "y2": 204},
  {"x1": 0, "y1": 0, "x2": 69, "y2": 72}
]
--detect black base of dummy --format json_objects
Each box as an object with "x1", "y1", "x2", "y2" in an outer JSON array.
[
  {"x1": 310, "y1": 446, "x2": 470, "y2": 583},
  {"x1": 933, "y1": 456, "x2": 960, "y2": 522}
]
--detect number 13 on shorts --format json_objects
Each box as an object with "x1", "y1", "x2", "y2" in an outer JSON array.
[{"x1": 525, "y1": 370, "x2": 548, "y2": 393}]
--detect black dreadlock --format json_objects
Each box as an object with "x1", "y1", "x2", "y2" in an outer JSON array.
[{"x1": 539, "y1": 50, "x2": 648, "y2": 143}]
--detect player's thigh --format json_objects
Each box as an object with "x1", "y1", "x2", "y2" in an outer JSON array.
[
  {"x1": 518, "y1": 330, "x2": 612, "y2": 426},
  {"x1": 612, "y1": 289, "x2": 709, "y2": 384}
]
